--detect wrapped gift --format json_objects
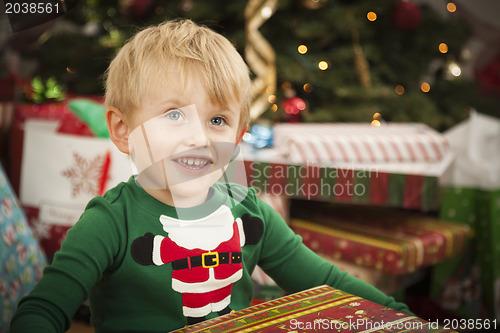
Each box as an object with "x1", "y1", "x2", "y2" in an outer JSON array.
[
  {"x1": 0, "y1": 163, "x2": 47, "y2": 331},
  {"x1": 172, "y1": 285, "x2": 457, "y2": 332},
  {"x1": 244, "y1": 160, "x2": 439, "y2": 211},
  {"x1": 10, "y1": 102, "x2": 73, "y2": 193},
  {"x1": 9, "y1": 99, "x2": 101, "y2": 193},
  {"x1": 18, "y1": 119, "x2": 131, "y2": 258},
  {"x1": 273, "y1": 123, "x2": 450, "y2": 165},
  {"x1": 431, "y1": 111, "x2": 500, "y2": 320},
  {"x1": 430, "y1": 187, "x2": 490, "y2": 319},
  {"x1": 289, "y1": 203, "x2": 469, "y2": 275}
]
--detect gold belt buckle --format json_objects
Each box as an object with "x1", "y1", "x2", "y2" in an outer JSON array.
[{"x1": 202, "y1": 252, "x2": 219, "y2": 268}]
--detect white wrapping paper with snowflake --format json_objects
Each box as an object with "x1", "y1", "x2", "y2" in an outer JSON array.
[{"x1": 19, "y1": 119, "x2": 131, "y2": 256}]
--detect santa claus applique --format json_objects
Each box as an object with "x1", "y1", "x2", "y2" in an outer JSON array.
[{"x1": 131, "y1": 205, "x2": 263, "y2": 325}]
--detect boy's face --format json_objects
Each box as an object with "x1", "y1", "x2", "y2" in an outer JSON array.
[{"x1": 126, "y1": 66, "x2": 242, "y2": 204}]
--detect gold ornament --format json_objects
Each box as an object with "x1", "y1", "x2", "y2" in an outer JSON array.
[
  {"x1": 353, "y1": 42, "x2": 371, "y2": 89},
  {"x1": 245, "y1": 0, "x2": 278, "y2": 120},
  {"x1": 350, "y1": 23, "x2": 371, "y2": 89}
]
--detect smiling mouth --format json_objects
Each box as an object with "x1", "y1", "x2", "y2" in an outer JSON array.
[{"x1": 173, "y1": 157, "x2": 212, "y2": 170}]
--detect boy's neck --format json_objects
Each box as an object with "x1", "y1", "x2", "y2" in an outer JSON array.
[{"x1": 144, "y1": 188, "x2": 210, "y2": 208}]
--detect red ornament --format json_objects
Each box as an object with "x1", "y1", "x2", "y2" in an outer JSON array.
[
  {"x1": 281, "y1": 97, "x2": 306, "y2": 122},
  {"x1": 120, "y1": 0, "x2": 157, "y2": 20},
  {"x1": 476, "y1": 52, "x2": 500, "y2": 95},
  {"x1": 391, "y1": 0, "x2": 422, "y2": 32}
]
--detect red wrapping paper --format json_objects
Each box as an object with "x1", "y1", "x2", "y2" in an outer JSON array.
[
  {"x1": 290, "y1": 204, "x2": 469, "y2": 275},
  {"x1": 172, "y1": 285, "x2": 457, "y2": 332}
]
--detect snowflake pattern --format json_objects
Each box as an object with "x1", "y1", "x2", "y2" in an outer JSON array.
[
  {"x1": 31, "y1": 217, "x2": 51, "y2": 240},
  {"x1": 62, "y1": 152, "x2": 105, "y2": 197}
]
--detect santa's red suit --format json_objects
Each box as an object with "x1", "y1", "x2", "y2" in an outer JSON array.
[{"x1": 152, "y1": 205, "x2": 245, "y2": 318}]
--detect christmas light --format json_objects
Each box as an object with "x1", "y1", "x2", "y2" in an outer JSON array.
[
  {"x1": 66, "y1": 67, "x2": 75, "y2": 74},
  {"x1": 298, "y1": 45, "x2": 308, "y2": 54},
  {"x1": 303, "y1": 83, "x2": 313, "y2": 93},
  {"x1": 371, "y1": 120, "x2": 381, "y2": 126},
  {"x1": 448, "y1": 62, "x2": 462, "y2": 77},
  {"x1": 367, "y1": 12, "x2": 377, "y2": 22},
  {"x1": 261, "y1": 6, "x2": 273, "y2": 19},
  {"x1": 373, "y1": 112, "x2": 381, "y2": 119},
  {"x1": 318, "y1": 61, "x2": 328, "y2": 70},
  {"x1": 446, "y1": 2, "x2": 456, "y2": 13},
  {"x1": 395, "y1": 85, "x2": 405, "y2": 95},
  {"x1": 268, "y1": 94, "x2": 277, "y2": 103},
  {"x1": 420, "y1": 82, "x2": 431, "y2": 93},
  {"x1": 439, "y1": 43, "x2": 448, "y2": 54},
  {"x1": 271, "y1": 104, "x2": 278, "y2": 112}
]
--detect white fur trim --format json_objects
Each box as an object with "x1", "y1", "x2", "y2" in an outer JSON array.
[
  {"x1": 183, "y1": 294, "x2": 232, "y2": 317},
  {"x1": 172, "y1": 269, "x2": 243, "y2": 293},
  {"x1": 211, "y1": 294, "x2": 232, "y2": 313},
  {"x1": 152, "y1": 235, "x2": 164, "y2": 266},
  {"x1": 183, "y1": 303, "x2": 212, "y2": 318},
  {"x1": 159, "y1": 205, "x2": 236, "y2": 250},
  {"x1": 236, "y1": 217, "x2": 245, "y2": 246}
]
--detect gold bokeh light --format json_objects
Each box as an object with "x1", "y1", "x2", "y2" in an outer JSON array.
[
  {"x1": 367, "y1": 12, "x2": 377, "y2": 22},
  {"x1": 298, "y1": 45, "x2": 308, "y2": 54}
]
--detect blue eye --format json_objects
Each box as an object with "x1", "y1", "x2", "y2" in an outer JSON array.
[
  {"x1": 165, "y1": 109, "x2": 183, "y2": 121},
  {"x1": 211, "y1": 116, "x2": 226, "y2": 126}
]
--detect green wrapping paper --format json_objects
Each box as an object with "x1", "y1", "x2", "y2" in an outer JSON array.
[
  {"x1": 244, "y1": 161, "x2": 439, "y2": 212},
  {"x1": 431, "y1": 186, "x2": 500, "y2": 319}
]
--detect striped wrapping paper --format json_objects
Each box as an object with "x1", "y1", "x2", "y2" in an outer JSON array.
[
  {"x1": 273, "y1": 123, "x2": 449, "y2": 165},
  {"x1": 289, "y1": 204, "x2": 470, "y2": 275},
  {"x1": 173, "y1": 285, "x2": 457, "y2": 333},
  {"x1": 244, "y1": 160, "x2": 439, "y2": 211}
]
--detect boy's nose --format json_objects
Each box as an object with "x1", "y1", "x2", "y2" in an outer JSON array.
[{"x1": 185, "y1": 120, "x2": 209, "y2": 147}]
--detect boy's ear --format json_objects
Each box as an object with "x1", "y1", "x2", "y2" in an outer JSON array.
[
  {"x1": 236, "y1": 125, "x2": 249, "y2": 145},
  {"x1": 106, "y1": 107, "x2": 130, "y2": 154}
]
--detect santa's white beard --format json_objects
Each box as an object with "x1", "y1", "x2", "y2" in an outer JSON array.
[{"x1": 159, "y1": 205, "x2": 236, "y2": 250}]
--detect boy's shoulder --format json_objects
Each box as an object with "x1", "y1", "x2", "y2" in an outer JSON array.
[
  {"x1": 102, "y1": 178, "x2": 131, "y2": 203},
  {"x1": 85, "y1": 177, "x2": 135, "y2": 211}
]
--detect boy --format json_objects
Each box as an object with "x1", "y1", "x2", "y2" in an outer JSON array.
[{"x1": 11, "y1": 19, "x2": 412, "y2": 332}]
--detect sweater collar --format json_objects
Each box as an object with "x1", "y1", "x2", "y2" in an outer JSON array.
[{"x1": 127, "y1": 177, "x2": 227, "y2": 220}]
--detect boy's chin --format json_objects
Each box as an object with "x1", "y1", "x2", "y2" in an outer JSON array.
[{"x1": 168, "y1": 177, "x2": 218, "y2": 202}]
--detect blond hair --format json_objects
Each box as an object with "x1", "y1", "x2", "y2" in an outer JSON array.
[{"x1": 104, "y1": 19, "x2": 251, "y2": 131}]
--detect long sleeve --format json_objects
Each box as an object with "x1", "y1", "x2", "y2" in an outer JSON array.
[
  {"x1": 255, "y1": 197, "x2": 413, "y2": 315},
  {"x1": 10, "y1": 197, "x2": 125, "y2": 333}
]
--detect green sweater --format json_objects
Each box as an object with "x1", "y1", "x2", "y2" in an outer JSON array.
[{"x1": 11, "y1": 177, "x2": 411, "y2": 332}]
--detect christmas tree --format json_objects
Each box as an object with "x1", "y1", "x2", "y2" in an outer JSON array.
[{"x1": 11, "y1": 0, "x2": 500, "y2": 131}]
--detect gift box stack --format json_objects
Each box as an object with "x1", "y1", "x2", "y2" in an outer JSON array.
[
  {"x1": 9, "y1": 99, "x2": 131, "y2": 258},
  {"x1": 243, "y1": 121, "x2": 468, "y2": 299},
  {"x1": 172, "y1": 285, "x2": 458, "y2": 333}
]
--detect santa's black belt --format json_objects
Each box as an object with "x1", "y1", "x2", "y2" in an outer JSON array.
[{"x1": 171, "y1": 252, "x2": 242, "y2": 270}]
